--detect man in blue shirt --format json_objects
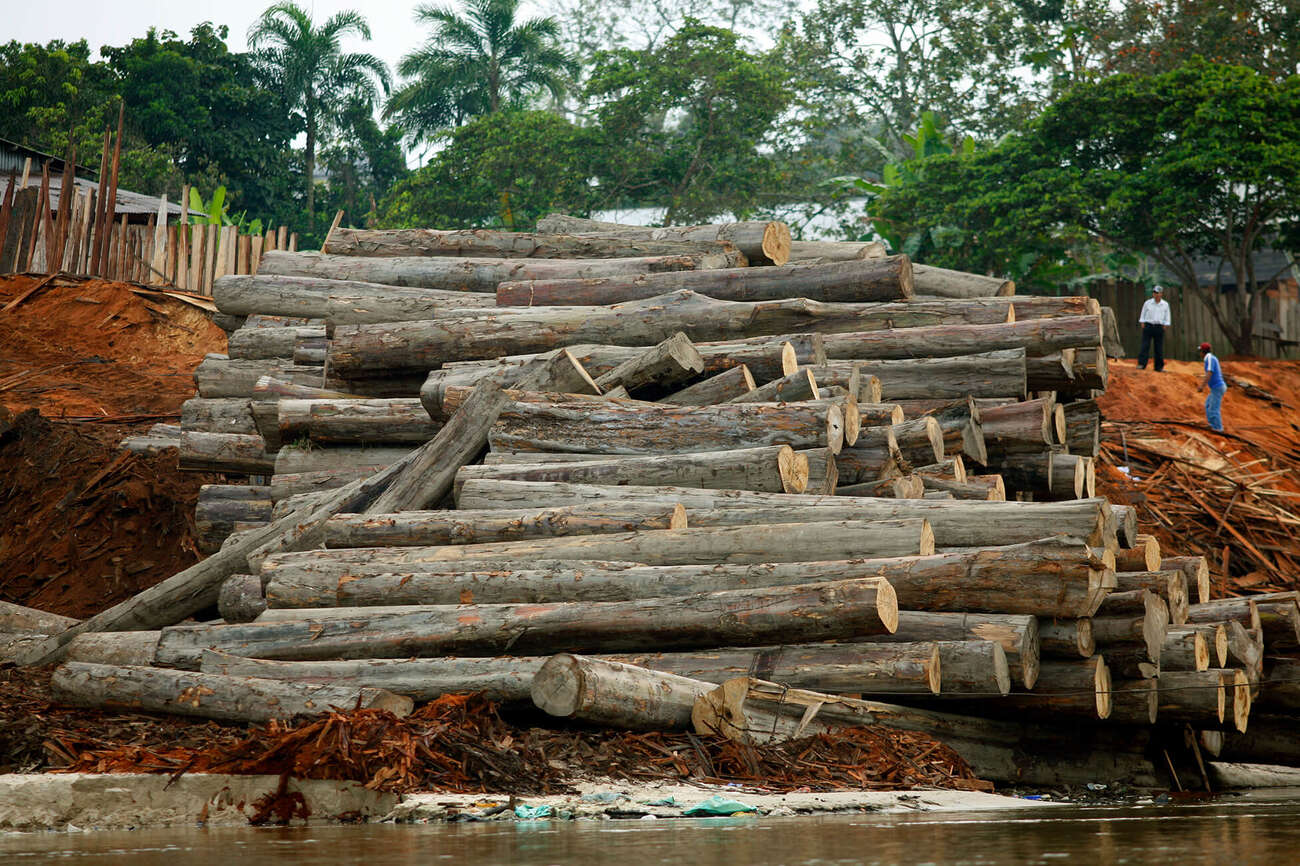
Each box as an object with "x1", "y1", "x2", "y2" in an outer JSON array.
[{"x1": 1199, "y1": 342, "x2": 1226, "y2": 433}]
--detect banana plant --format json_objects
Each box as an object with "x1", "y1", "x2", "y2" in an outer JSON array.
[{"x1": 185, "y1": 186, "x2": 265, "y2": 236}]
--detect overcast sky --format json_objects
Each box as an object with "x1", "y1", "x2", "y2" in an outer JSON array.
[{"x1": 5, "y1": 0, "x2": 514, "y2": 72}]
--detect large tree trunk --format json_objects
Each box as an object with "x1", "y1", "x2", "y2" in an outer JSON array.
[
  {"x1": 454, "y1": 479, "x2": 1115, "y2": 547},
  {"x1": 327, "y1": 292, "x2": 1095, "y2": 375},
  {"x1": 487, "y1": 399, "x2": 845, "y2": 456},
  {"x1": 454, "y1": 445, "x2": 809, "y2": 496},
  {"x1": 257, "y1": 250, "x2": 735, "y2": 291},
  {"x1": 910, "y1": 264, "x2": 1014, "y2": 298},
  {"x1": 810, "y1": 351, "x2": 1028, "y2": 401},
  {"x1": 534, "y1": 214, "x2": 792, "y2": 265},
  {"x1": 324, "y1": 502, "x2": 687, "y2": 549},
  {"x1": 273, "y1": 445, "x2": 411, "y2": 475},
  {"x1": 591, "y1": 333, "x2": 703, "y2": 393},
  {"x1": 195, "y1": 485, "x2": 274, "y2": 554},
  {"x1": 51, "y1": 661, "x2": 412, "y2": 723},
  {"x1": 326, "y1": 227, "x2": 745, "y2": 262},
  {"x1": 178, "y1": 431, "x2": 273, "y2": 475},
  {"x1": 496, "y1": 256, "x2": 914, "y2": 306},
  {"x1": 786, "y1": 240, "x2": 885, "y2": 262},
  {"x1": 660, "y1": 365, "x2": 756, "y2": 404},
  {"x1": 214, "y1": 274, "x2": 497, "y2": 324},
  {"x1": 277, "y1": 398, "x2": 439, "y2": 445},
  {"x1": 854, "y1": 611, "x2": 1040, "y2": 689},
  {"x1": 821, "y1": 316, "x2": 1099, "y2": 360},
  {"x1": 227, "y1": 325, "x2": 326, "y2": 361},
  {"x1": 181, "y1": 398, "x2": 257, "y2": 435},
  {"x1": 149, "y1": 578, "x2": 899, "y2": 668},
  {"x1": 1038, "y1": 617, "x2": 1095, "y2": 658},
  {"x1": 532, "y1": 654, "x2": 715, "y2": 730}
]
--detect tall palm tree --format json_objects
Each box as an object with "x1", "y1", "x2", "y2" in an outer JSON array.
[
  {"x1": 385, "y1": 0, "x2": 575, "y2": 145},
  {"x1": 248, "y1": 1, "x2": 391, "y2": 225}
]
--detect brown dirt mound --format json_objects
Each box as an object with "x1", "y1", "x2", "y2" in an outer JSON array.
[
  {"x1": 0, "y1": 409, "x2": 217, "y2": 619},
  {"x1": 0, "y1": 274, "x2": 225, "y2": 418}
]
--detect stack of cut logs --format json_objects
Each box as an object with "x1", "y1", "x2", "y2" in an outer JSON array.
[{"x1": 46, "y1": 215, "x2": 1296, "y2": 790}]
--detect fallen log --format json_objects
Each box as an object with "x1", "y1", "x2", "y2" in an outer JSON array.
[
  {"x1": 914, "y1": 457, "x2": 967, "y2": 483},
  {"x1": 820, "y1": 316, "x2": 1100, "y2": 361},
  {"x1": 591, "y1": 332, "x2": 703, "y2": 393},
  {"x1": 178, "y1": 431, "x2": 273, "y2": 475},
  {"x1": 857, "y1": 611, "x2": 1040, "y2": 689},
  {"x1": 1160, "y1": 626, "x2": 1212, "y2": 672},
  {"x1": 273, "y1": 445, "x2": 410, "y2": 475},
  {"x1": 323, "y1": 502, "x2": 687, "y2": 548},
  {"x1": 1158, "y1": 669, "x2": 1250, "y2": 732},
  {"x1": 327, "y1": 227, "x2": 744, "y2": 261},
  {"x1": 801, "y1": 447, "x2": 839, "y2": 494},
  {"x1": 1109, "y1": 569, "x2": 1189, "y2": 625},
  {"x1": 930, "y1": 640, "x2": 1011, "y2": 696},
  {"x1": 838, "y1": 475, "x2": 923, "y2": 499},
  {"x1": 729, "y1": 367, "x2": 821, "y2": 404},
  {"x1": 495, "y1": 256, "x2": 914, "y2": 305},
  {"x1": 813, "y1": 351, "x2": 1028, "y2": 401},
  {"x1": 534, "y1": 214, "x2": 792, "y2": 265},
  {"x1": 830, "y1": 429, "x2": 903, "y2": 486},
  {"x1": 419, "y1": 349, "x2": 604, "y2": 420},
  {"x1": 1092, "y1": 592, "x2": 1169, "y2": 673},
  {"x1": 659, "y1": 365, "x2": 755, "y2": 404},
  {"x1": 454, "y1": 446, "x2": 809, "y2": 496},
  {"x1": 1115, "y1": 534, "x2": 1162, "y2": 573},
  {"x1": 51, "y1": 661, "x2": 413, "y2": 723},
  {"x1": 180, "y1": 398, "x2": 257, "y2": 435},
  {"x1": 1187, "y1": 598, "x2": 1261, "y2": 631},
  {"x1": 1038, "y1": 617, "x2": 1095, "y2": 658},
  {"x1": 212, "y1": 274, "x2": 497, "y2": 323},
  {"x1": 196, "y1": 485, "x2": 274, "y2": 554},
  {"x1": 218, "y1": 573, "x2": 267, "y2": 622},
  {"x1": 269, "y1": 469, "x2": 382, "y2": 501},
  {"x1": 258, "y1": 250, "x2": 731, "y2": 291},
  {"x1": 487, "y1": 399, "x2": 845, "y2": 455},
  {"x1": 277, "y1": 398, "x2": 439, "y2": 445},
  {"x1": 1001, "y1": 656, "x2": 1110, "y2": 719},
  {"x1": 1163, "y1": 556, "x2": 1211, "y2": 605},
  {"x1": 454, "y1": 479, "x2": 1115, "y2": 547},
  {"x1": 1063, "y1": 399, "x2": 1101, "y2": 457},
  {"x1": 531, "y1": 654, "x2": 714, "y2": 729},
  {"x1": 911, "y1": 264, "x2": 1013, "y2": 299},
  {"x1": 920, "y1": 476, "x2": 1004, "y2": 501},
  {"x1": 195, "y1": 357, "x2": 358, "y2": 399},
  {"x1": 786, "y1": 240, "x2": 885, "y2": 262},
  {"x1": 227, "y1": 325, "x2": 325, "y2": 361},
  {"x1": 200, "y1": 651, "x2": 541, "y2": 702},
  {"x1": 0, "y1": 601, "x2": 78, "y2": 635},
  {"x1": 150, "y1": 578, "x2": 900, "y2": 667}
]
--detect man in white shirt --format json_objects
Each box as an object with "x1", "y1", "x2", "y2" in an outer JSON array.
[{"x1": 1137, "y1": 285, "x2": 1171, "y2": 371}]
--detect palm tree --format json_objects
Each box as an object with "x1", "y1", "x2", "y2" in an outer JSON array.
[
  {"x1": 385, "y1": 0, "x2": 575, "y2": 144},
  {"x1": 248, "y1": 2, "x2": 391, "y2": 225}
]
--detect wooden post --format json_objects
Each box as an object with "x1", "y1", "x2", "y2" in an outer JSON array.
[{"x1": 150, "y1": 194, "x2": 168, "y2": 283}]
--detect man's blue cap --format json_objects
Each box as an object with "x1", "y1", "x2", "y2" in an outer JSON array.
[{"x1": 1151, "y1": 285, "x2": 1163, "y2": 294}]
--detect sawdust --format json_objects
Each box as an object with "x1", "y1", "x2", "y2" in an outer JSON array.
[{"x1": 0, "y1": 274, "x2": 225, "y2": 418}]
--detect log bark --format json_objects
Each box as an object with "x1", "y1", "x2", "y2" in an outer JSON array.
[
  {"x1": 531, "y1": 654, "x2": 715, "y2": 729},
  {"x1": 455, "y1": 446, "x2": 809, "y2": 496},
  {"x1": 0, "y1": 601, "x2": 78, "y2": 635},
  {"x1": 659, "y1": 365, "x2": 755, "y2": 405},
  {"x1": 365, "y1": 380, "x2": 509, "y2": 513},
  {"x1": 920, "y1": 476, "x2": 1003, "y2": 501},
  {"x1": 999, "y1": 656, "x2": 1110, "y2": 719},
  {"x1": 324, "y1": 503, "x2": 687, "y2": 548},
  {"x1": 729, "y1": 367, "x2": 821, "y2": 403},
  {"x1": 1163, "y1": 557, "x2": 1211, "y2": 605},
  {"x1": 455, "y1": 479, "x2": 1114, "y2": 547},
  {"x1": 278, "y1": 398, "x2": 439, "y2": 445},
  {"x1": 488, "y1": 399, "x2": 845, "y2": 456},
  {"x1": 495, "y1": 256, "x2": 913, "y2": 306},
  {"x1": 1251, "y1": 595, "x2": 1300, "y2": 651},
  {"x1": 213, "y1": 274, "x2": 497, "y2": 323},
  {"x1": 152, "y1": 578, "x2": 900, "y2": 668},
  {"x1": 838, "y1": 475, "x2": 923, "y2": 499},
  {"x1": 801, "y1": 447, "x2": 839, "y2": 494},
  {"x1": 821, "y1": 316, "x2": 1100, "y2": 361},
  {"x1": 1092, "y1": 591, "x2": 1169, "y2": 669},
  {"x1": 252, "y1": 376, "x2": 358, "y2": 402},
  {"x1": 51, "y1": 661, "x2": 412, "y2": 722},
  {"x1": 273, "y1": 445, "x2": 410, "y2": 475},
  {"x1": 227, "y1": 325, "x2": 325, "y2": 361},
  {"x1": 327, "y1": 227, "x2": 744, "y2": 261},
  {"x1": 856, "y1": 611, "x2": 1039, "y2": 689},
  {"x1": 420, "y1": 349, "x2": 602, "y2": 420},
  {"x1": 591, "y1": 332, "x2": 703, "y2": 393},
  {"x1": 812, "y1": 351, "x2": 1028, "y2": 401},
  {"x1": 786, "y1": 240, "x2": 885, "y2": 262},
  {"x1": 931, "y1": 639, "x2": 1011, "y2": 696},
  {"x1": 1038, "y1": 617, "x2": 1095, "y2": 658},
  {"x1": 327, "y1": 292, "x2": 1090, "y2": 375},
  {"x1": 270, "y1": 469, "x2": 381, "y2": 501},
  {"x1": 196, "y1": 486, "x2": 273, "y2": 553},
  {"x1": 195, "y1": 357, "x2": 361, "y2": 399},
  {"x1": 911, "y1": 264, "x2": 1013, "y2": 299},
  {"x1": 978, "y1": 398, "x2": 1053, "y2": 447},
  {"x1": 178, "y1": 431, "x2": 273, "y2": 475},
  {"x1": 200, "y1": 651, "x2": 540, "y2": 703},
  {"x1": 1063, "y1": 399, "x2": 1101, "y2": 457},
  {"x1": 1109, "y1": 569, "x2": 1189, "y2": 625},
  {"x1": 534, "y1": 214, "x2": 792, "y2": 265},
  {"x1": 1071, "y1": 347, "x2": 1109, "y2": 390},
  {"x1": 1115, "y1": 534, "x2": 1161, "y2": 573},
  {"x1": 1187, "y1": 597, "x2": 1261, "y2": 631},
  {"x1": 1158, "y1": 669, "x2": 1250, "y2": 732},
  {"x1": 258, "y1": 250, "x2": 731, "y2": 291},
  {"x1": 914, "y1": 457, "x2": 967, "y2": 483},
  {"x1": 218, "y1": 573, "x2": 267, "y2": 622},
  {"x1": 1026, "y1": 351, "x2": 1076, "y2": 391},
  {"x1": 181, "y1": 398, "x2": 257, "y2": 435}
]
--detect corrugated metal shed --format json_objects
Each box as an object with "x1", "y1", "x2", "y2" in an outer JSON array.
[
  {"x1": 0, "y1": 137, "x2": 97, "y2": 181},
  {"x1": 0, "y1": 175, "x2": 201, "y2": 222}
]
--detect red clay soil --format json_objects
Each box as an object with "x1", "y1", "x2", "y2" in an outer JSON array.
[
  {"x1": 0, "y1": 275, "x2": 226, "y2": 618},
  {"x1": 0, "y1": 273, "x2": 225, "y2": 418}
]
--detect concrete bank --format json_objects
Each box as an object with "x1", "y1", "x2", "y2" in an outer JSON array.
[{"x1": 0, "y1": 774, "x2": 1045, "y2": 831}]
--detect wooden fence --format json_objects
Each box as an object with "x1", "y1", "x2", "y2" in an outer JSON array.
[
  {"x1": 0, "y1": 185, "x2": 297, "y2": 296},
  {"x1": 1087, "y1": 278, "x2": 1300, "y2": 361}
]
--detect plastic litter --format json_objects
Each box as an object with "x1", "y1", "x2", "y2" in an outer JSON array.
[
  {"x1": 683, "y1": 795, "x2": 759, "y2": 816},
  {"x1": 514, "y1": 803, "x2": 555, "y2": 820}
]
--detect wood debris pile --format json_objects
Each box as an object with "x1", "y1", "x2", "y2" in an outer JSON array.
[{"x1": 8, "y1": 218, "x2": 1300, "y2": 794}]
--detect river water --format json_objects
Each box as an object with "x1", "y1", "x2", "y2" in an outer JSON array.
[{"x1": 4, "y1": 797, "x2": 1300, "y2": 864}]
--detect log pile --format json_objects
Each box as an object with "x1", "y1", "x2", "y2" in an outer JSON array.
[{"x1": 31, "y1": 216, "x2": 1300, "y2": 793}]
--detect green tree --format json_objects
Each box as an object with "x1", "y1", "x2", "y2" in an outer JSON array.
[
  {"x1": 375, "y1": 110, "x2": 599, "y2": 229},
  {"x1": 0, "y1": 39, "x2": 117, "y2": 161},
  {"x1": 320, "y1": 97, "x2": 409, "y2": 227},
  {"x1": 248, "y1": 1, "x2": 391, "y2": 226},
  {"x1": 585, "y1": 22, "x2": 789, "y2": 224},
  {"x1": 385, "y1": 0, "x2": 574, "y2": 145}
]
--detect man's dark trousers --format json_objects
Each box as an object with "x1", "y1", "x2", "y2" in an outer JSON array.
[{"x1": 1138, "y1": 323, "x2": 1165, "y2": 371}]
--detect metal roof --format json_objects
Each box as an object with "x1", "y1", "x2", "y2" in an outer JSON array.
[{"x1": 0, "y1": 175, "x2": 202, "y2": 219}]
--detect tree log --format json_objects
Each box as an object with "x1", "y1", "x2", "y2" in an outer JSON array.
[
  {"x1": 786, "y1": 240, "x2": 885, "y2": 261},
  {"x1": 456, "y1": 445, "x2": 808, "y2": 496},
  {"x1": 1063, "y1": 399, "x2": 1101, "y2": 457},
  {"x1": 1038, "y1": 617, "x2": 1095, "y2": 658},
  {"x1": 227, "y1": 325, "x2": 325, "y2": 361},
  {"x1": 914, "y1": 457, "x2": 967, "y2": 483},
  {"x1": 327, "y1": 291, "x2": 1091, "y2": 375},
  {"x1": 181, "y1": 398, "x2": 256, "y2": 435},
  {"x1": 0, "y1": 601, "x2": 78, "y2": 635},
  {"x1": 327, "y1": 227, "x2": 744, "y2": 261},
  {"x1": 153, "y1": 578, "x2": 899, "y2": 668},
  {"x1": 1256, "y1": 658, "x2": 1300, "y2": 712},
  {"x1": 496, "y1": 256, "x2": 914, "y2": 305},
  {"x1": 1158, "y1": 669, "x2": 1250, "y2": 732},
  {"x1": 488, "y1": 399, "x2": 845, "y2": 455},
  {"x1": 920, "y1": 476, "x2": 1003, "y2": 501},
  {"x1": 272, "y1": 445, "x2": 410, "y2": 476},
  {"x1": 213, "y1": 274, "x2": 497, "y2": 323},
  {"x1": 270, "y1": 469, "x2": 381, "y2": 501},
  {"x1": 821, "y1": 316, "x2": 1099, "y2": 362},
  {"x1": 592, "y1": 332, "x2": 703, "y2": 393},
  {"x1": 838, "y1": 475, "x2": 923, "y2": 499},
  {"x1": 855, "y1": 611, "x2": 1039, "y2": 689},
  {"x1": 929, "y1": 640, "x2": 1011, "y2": 696},
  {"x1": 1116, "y1": 534, "x2": 1162, "y2": 573},
  {"x1": 420, "y1": 350, "x2": 603, "y2": 420},
  {"x1": 1002, "y1": 656, "x2": 1110, "y2": 719},
  {"x1": 531, "y1": 654, "x2": 713, "y2": 729},
  {"x1": 200, "y1": 651, "x2": 540, "y2": 702},
  {"x1": 1092, "y1": 592, "x2": 1169, "y2": 669},
  {"x1": 911, "y1": 264, "x2": 1013, "y2": 298},
  {"x1": 812, "y1": 351, "x2": 1028, "y2": 401},
  {"x1": 258, "y1": 249, "x2": 731, "y2": 291},
  {"x1": 178, "y1": 431, "x2": 273, "y2": 475},
  {"x1": 534, "y1": 214, "x2": 791, "y2": 265},
  {"x1": 1187, "y1": 597, "x2": 1261, "y2": 631},
  {"x1": 729, "y1": 367, "x2": 821, "y2": 403},
  {"x1": 1160, "y1": 626, "x2": 1210, "y2": 672},
  {"x1": 659, "y1": 365, "x2": 755, "y2": 404},
  {"x1": 196, "y1": 486, "x2": 273, "y2": 554},
  {"x1": 51, "y1": 661, "x2": 412, "y2": 722},
  {"x1": 277, "y1": 398, "x2": 439, "y2": 445},
  {"x1": 1109, "y1": 569, "x2": 1189, "y2": 625},
  {"x1": 218, "y1": 573, "x2": 268, "y2": 622},
  {"x1": 324, "y1": 503, "x2": 687, "y2": 548},
  {"x1": 455, "y1": 479, "x2": 1114, "y2": 547},
  {"x1": 800, "y1": 447, "x2": 839, "y2": 494},
  {"x1": 1163, "y1": 557, "x2": 1211, "y2": 605}
]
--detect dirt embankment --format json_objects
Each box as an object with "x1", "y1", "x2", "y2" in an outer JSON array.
[{"x1": 0, "y1": 275, "x2": 226, "y2": 617}]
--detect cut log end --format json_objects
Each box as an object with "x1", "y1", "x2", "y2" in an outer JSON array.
[
  {"x1": 926, "y1": 643, "x2": 943, "y2": 694},
  {"x1": 826, "y1": 403, "x2": 845, "y2": 454},
  {"x1": 1230, "y1": 669, "x2": 1251, "y2": 733},
  {"x1": 917, "y1": 519, "x2": 935, "y2": 557},
  {"x1": 531, "y1": 653, "x2": 585, "y2": 718},
  {"x1": 778, "y1": 446, "x2": 810, "y2": 494},
  {"x1": 1214, "y1": 624, "x2": 1228, "y2": 667},
  {"x1": 841, "y1": 399, "x2": 860, "y2": 447},
  {"x1": 780, "y1": 342, "x2": 797, "y2": 377},
  {"x1": 669, "y1": 503, "x2": 688, "y2": 530},
  {"x1": 878, "y1": 579, "x2": 900, "y2": 634},
  {"x1": 761, "y1": 222, "x2": 793, "y2": 266},
  {"x1": 1096, "y1": 656, "x2": 1113, "y2": 719}
]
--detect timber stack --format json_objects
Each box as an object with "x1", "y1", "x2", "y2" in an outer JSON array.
[{"x1": 31, "y1": 216, "x2": 1294, "y2": 792}]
